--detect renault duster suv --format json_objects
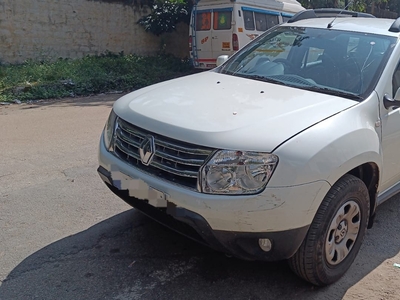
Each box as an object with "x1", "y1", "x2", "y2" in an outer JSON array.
[{"x1": 98, "y1": 9, "x2": 400, "y2": 285}]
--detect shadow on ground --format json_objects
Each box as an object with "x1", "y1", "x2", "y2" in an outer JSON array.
[{"x1": 0, "y1": 196, "x2": 399, "y2": 300}]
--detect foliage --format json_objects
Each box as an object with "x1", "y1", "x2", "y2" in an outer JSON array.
[
  {"x1": 0, "y1": 53, "x2": 194, "y2": 102},
  {"x1": 137, "y1": 0, "x2": 192, "y2": 36},
  {"x1": 298, "y1": 0, "x2": 399, "y2": 14},
  {"x1": 379, "y1": 0, "x2": 400, "y2": 14}
]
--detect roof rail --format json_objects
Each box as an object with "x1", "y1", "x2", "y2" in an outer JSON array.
[
  {"x1": 389, "y1": 17, "x2": 400, "y2": 33},
  {"x1": 287, "y1": 8, "x2": 375, "y2": 23}
]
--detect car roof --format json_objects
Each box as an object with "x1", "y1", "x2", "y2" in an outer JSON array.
[{"x1": 281, "y1": 17, "x2": 400, "y2": 37}]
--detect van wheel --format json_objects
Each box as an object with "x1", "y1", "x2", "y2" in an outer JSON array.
[{"x1": 288, "y1": 174, "x2": 370, "y2": 286}]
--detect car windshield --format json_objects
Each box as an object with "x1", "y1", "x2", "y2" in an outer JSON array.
[{"x1": 220, "y1": 27, "x2": 396, "y2": 99}]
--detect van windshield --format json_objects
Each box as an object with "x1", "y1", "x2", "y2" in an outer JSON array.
[{"x1": 220, "y1": 27, "x2": 396, "y2": 99}]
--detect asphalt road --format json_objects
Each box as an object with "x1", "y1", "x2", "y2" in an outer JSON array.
[{"x1": 0, "y1": 95, "x2": 399, "y2": 300}]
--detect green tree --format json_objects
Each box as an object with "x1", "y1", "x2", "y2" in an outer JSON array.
[
  {"x1": 137, "y1": 0, "x2": 193, "y2": 36},
  {"x1": 299, "y1": 0, "x2": 363, "y2": 9},
  {"x1": 381, "y1": 0, "x2": 400, "y2": 14},
  {"x1": 299, "y1": 0, "x2": 399, "y2": 15}
]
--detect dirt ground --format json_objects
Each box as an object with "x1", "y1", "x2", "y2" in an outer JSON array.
[{"x1": 0, "y1": 95, "x2": 399, "y2": 300}]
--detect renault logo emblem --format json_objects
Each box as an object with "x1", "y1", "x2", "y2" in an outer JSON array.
[{"x1": 139, "y1": 135, "x2": 155, "y2": 166}]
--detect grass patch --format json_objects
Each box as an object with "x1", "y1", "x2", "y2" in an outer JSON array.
[{"x1": 0, "y1": 53, "x2": 196, "y2": 102}]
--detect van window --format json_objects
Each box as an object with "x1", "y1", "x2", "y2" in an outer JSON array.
[
  {"x1": 266, "y1": 14, "x2": 279, "y2": 29},
  {"x1": 213, "y1": 11, "x2": 232, "y2": 30},
  {"x1": 243, "y1": 11, "x2": 255, "y2": 30},
  {"x1": 196, "y1": 11, "x2": 211, "y2": 31},
  {"x1": 254, "y1": 13, "x2": 268, "y2": 31},
  {"x1": 255, "y1": 13, "x2": 279, "y2": 31}
]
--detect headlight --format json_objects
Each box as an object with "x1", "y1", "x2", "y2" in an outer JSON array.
[
  {"x1": 103, "y1": 110, "x2": 118, "y2": 151},
  {"x1": 201, "y1": 150, "x2": 278, "y2": 195}
]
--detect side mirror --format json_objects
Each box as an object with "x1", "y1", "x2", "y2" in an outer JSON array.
[
  {"x1": 216, "y1": 55, "x2": 229, "y2": 67},
  {"x1": 383, "y1": 91, "x2": 400, "y2": 109},
  {"x1": 395, "y1": 87, "x2": 400, "y2": 101}
]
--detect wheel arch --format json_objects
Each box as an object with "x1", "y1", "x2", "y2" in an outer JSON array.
[{"x1": 346, "y1": 162, "x2": 379, "y2": 228}]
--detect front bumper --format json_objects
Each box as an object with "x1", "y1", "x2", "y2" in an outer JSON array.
[
  {"x1": 98, "y1": 131, "x2": 332, "y2": 261},
  {"x1": 98, "y1": 165, "x2": 310, "y2": 261}
]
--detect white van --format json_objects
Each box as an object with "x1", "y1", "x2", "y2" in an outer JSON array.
[{"x1": 189, "y1": 0, "x2": 305, "y2": 69}]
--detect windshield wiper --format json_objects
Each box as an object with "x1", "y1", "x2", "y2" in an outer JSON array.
[
  {"x1": 235, "y1": 74, "x2": 363, "y2": 101},
  {"x1": 300, "y1": 86, "x2": 363, "y2": 101},
  {"x1": 238, "y1": 74, "x2": 286, "y2": 85}
]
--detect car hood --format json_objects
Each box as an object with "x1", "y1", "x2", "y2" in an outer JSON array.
[{"x1": 114, "y1": 72, "x2": 357, "y2": 152}]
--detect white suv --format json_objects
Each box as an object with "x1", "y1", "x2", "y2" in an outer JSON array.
[{"x1": 98, "y1": 9, "x2": 400, "y2": 286}]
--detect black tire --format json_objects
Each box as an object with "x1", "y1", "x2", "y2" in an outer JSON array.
[{"x1": 288, "y1": 174, "x2": 370, "y2": 286}]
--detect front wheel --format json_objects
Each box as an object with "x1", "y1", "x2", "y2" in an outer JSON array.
[{"x1": 288, "y1": 174, "x2": 370, "y2": 286}]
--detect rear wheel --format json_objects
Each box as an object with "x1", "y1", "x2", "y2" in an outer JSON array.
[{"x1": 288, "y1": 174, "x2": 370, "y2": 286}]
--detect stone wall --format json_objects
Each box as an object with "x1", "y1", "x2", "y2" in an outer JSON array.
[{"x1": 0, "y1": 0, "x2": 189, "y2": 64}]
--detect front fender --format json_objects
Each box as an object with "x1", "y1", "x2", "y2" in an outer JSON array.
[{"x1": 269, "y1": 93, "x2": 381, "y2": 188}]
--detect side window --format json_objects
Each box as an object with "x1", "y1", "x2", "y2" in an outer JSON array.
[
  {"x1": 393, "y1": 62, "x2": 400, "y2": 97},
  {"x1": 196, "y1": 12, "x2": 211, "y2": 31},
  {"x1": 243, "y1": 11, "x2": 255, "y2": 30},
  {"x1": 213, "y1": 11, "x2": 232, "y2": 30}
]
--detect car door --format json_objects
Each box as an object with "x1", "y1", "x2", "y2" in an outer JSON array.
[{"x1": 379, "y1": 59, "x2": 400, "y2": 192}]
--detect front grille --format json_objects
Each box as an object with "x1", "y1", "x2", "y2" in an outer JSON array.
[{"x1": 113, "y1": 118, "x2": 215, "y2": 190}]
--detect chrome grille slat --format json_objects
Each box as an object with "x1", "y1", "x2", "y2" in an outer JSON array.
[
  {"x1": 115, "y1": 139, "x2": 141, "y2": 160},
  {"x1": 155, "y1": 151, "x2": 204, "y2": 167},
  {"x1": 118, "y1": 119, "x2": 210, "y2": 155},
  {"x1": 116, "y1": 128, "x2": 141, "y2": 148},
  {"x1": 151, "y1": 161, "x2": 198, "y2": 178},
  {"x1": 115, "y1": 140, "x2": 199, "y2": 178},
  {"x1": 156, "y1": 139, "x2": 212, "y2": 155},
  {"x1": 116, "y1": 127, "x2": 207, "y2": 166},
  {"x1": 113, "y1": 118, "x2": 214, "y2": 189},
  {"x1": 118, "y1": 120, "x2": 146, "y2": 139}
]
